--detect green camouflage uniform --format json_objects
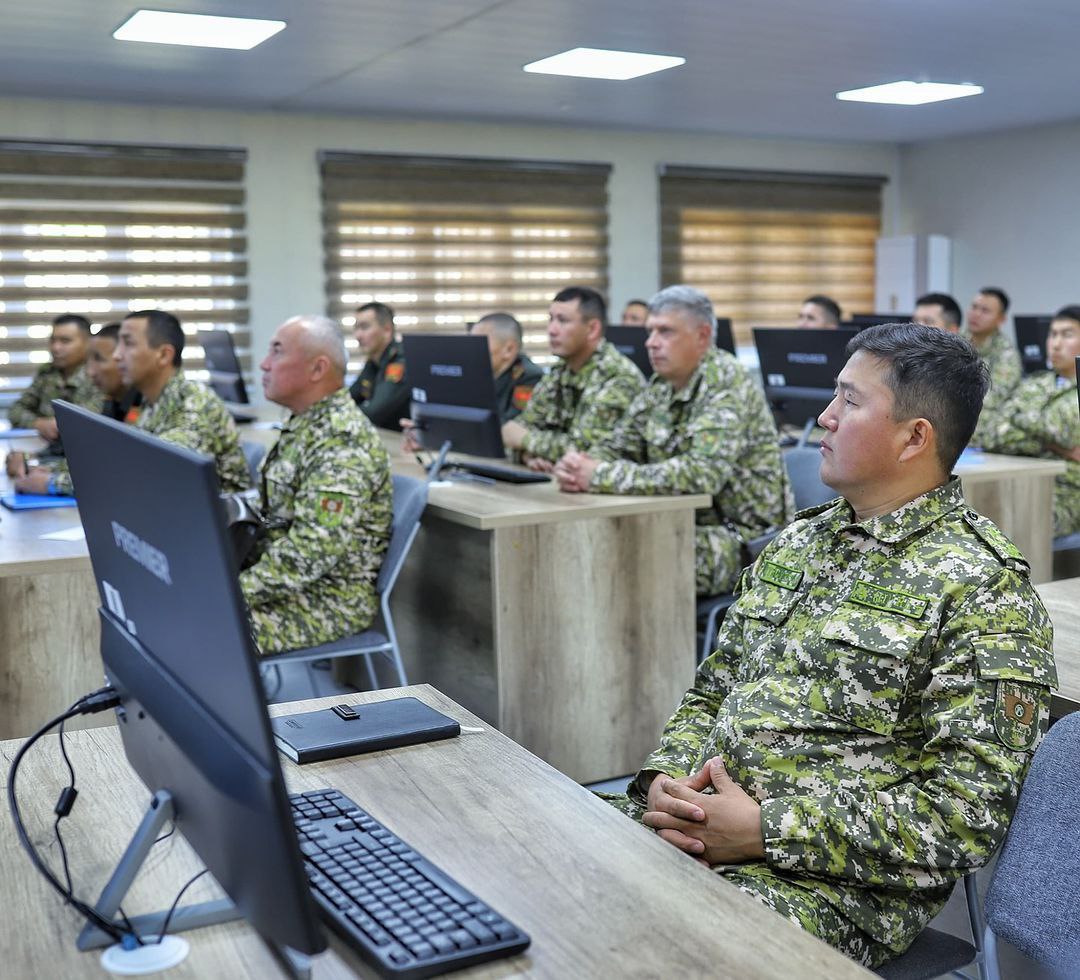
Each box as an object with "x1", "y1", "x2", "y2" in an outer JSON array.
[
  {"x1": 518, "y1": 340, "x2": 643, "y2": 462},
  {"x1": 588, "y1": 347, "x2": 793, "y2": 595},
  {"x1": 966, "y1": 329, "x2": 1022, "y2": 445},
  {"x1": 494, "y1": 353, "x2": 544, "y2": 424},
  {"x1": 606, "y1": 479, "x2": 1056, "y2": 968},
  {"x1": 349, "y1": 339, "x2": 410, "y2": 431},
  {"x1": 240, "y1": 388, "x2": 393, "y2": 655},
  {"x1": 977, "y1": 371, "x2": 1080, "y2": 535},
  {"x1": 7, "y1": 363, "x2": 101, "y2": 454},
  {"x1": 50, "y1": 391, "x2": 143, "y2": 496},
  {"x1": 136, "y1": 370, "x2": 250, "y2": 494}
]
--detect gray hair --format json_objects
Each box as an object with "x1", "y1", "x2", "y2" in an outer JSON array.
[
  {"x1": 473, "y1": 312, "x2": 523, "y2": 345},
  {"x1": 284, "y1": 314, "x2": 348, "y2": 376},
  {"x1": 647, "y1": 285, "x2": 717, "y2": 341}
]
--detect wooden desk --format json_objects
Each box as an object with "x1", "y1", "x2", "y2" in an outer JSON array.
[
  {"x1": 955, "y1": 451, "x2": 1066, "y2": 585},
  {"x1": 0, "y1": 475, "x2": 103, "y2": 740},
  {"x1": 376, "y1": 434, "x2": 709, "y2": 783},
  {"x1": 0, "y1": 686, "x2": 871, "y2": 979},
  {"x1": 1035, "y1": 578, "x2": 1080, "y2": 718}
]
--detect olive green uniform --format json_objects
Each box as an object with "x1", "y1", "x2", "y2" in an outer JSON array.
[
  {"x1": 240, "y1": 389, "x2": 393, "y2": 655},
  {"x1": 494, "y1": 353, "x2": 544, "y2": 424},
  {"x1": 518, "y1": 340, "x2": 643, "y2": 462},
  {"x1": 136, "y1": 371, "x2": 250, "y2": 494},
  {"x1": 589, "y1": 347, "x2": 792, "y2": 595},
  {"x1": 606, "y1": 480, "x2": 1056, "y2": 968},
  {"x1": 977, "y1": 371, "x2": 1080, "y2": 535},
  {"x1": 7, "y1": 363, "x2": 100, "y2": 454},
  {"x1": 965, "y1": 328, "x2": 1022, "y2": 445},
  {"x1": 349, "y1": 340, "x2": 410, "y2": 431}
]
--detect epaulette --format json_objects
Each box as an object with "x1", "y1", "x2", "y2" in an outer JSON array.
[
  {"x1": 794, "y1": 497, "x2": 841, "y2": 521},
  {"x1": 962, "y1": 509, "x2": 1029, "y2": 571}
]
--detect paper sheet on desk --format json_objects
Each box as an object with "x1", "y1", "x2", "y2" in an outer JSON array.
[{"x1": 39, "y1": 526, "x2": 86, "y2": 542}]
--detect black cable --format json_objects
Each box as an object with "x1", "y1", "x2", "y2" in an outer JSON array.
[
  {"x1": 54, "y1": 717, "x2": 77, "y2": 897},
  {"x1": 156, "y1": 868, "x2": 209, "y2": 943},
  {"x1": 7, "y1": 687, "x2": 126, "y2": 943}
]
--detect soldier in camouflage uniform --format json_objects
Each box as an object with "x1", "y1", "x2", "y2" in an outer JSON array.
[
  {"x1": 556, "y1": 286, "x2": 792, "y2": 596},
  {"x1": 348, "y1": 301, "x2": 410, "y2": 431},
  {"x1": 502, "y1": 286, "x2": 643, "y2": 468},
  {"x1": 604, "y1": 324, "x2": 1056, "y2": 969},
  {"x1": 977, "y1": 305, "x2": 1080, "y2": 535},
  {"x1": 115, "y1": 310, "x2": 250, "y2": 494},
  {"x1": 963, "y1": 288, "x2": 1022, "y2": 445},
  {"x1": 5, "y1": 314, "x2": 99, "y2": 473},
  {"x1": 241, "y1": 315, "x2": 392, "y2": 655}
]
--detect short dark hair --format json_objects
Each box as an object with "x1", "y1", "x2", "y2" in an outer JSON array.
[
  {"x1": 1053, "y1": 305, "x2": 1080, "y2": 324},
  {"x1": 356, "y1": 301, "x2": 395, "y2": 327},
  {"x1": 979, "y1": 287, "x2": 1010, "y2": 315},
  {"x1": 846, "y1": 323, "x2": 989, "y2": 473},
  {"x1": 94, "y1": 321, "x2": 122, "y2": 342},
  {"x1": 52, "y1": 314, "x2": 91, "y2": 335},
  {"x1": 623, "y1": 299, "x2": 649, "y2": 310},
  {"x1": 474, "y1": 312, "x2": 523, "y2": 345},
  {"x1": 803, "y1": 294, "x2": 841, "y2": 325},
  {"x1": 126, "y1": 309, "x2": 184, "y2": 367},
  {"x1": 915, "y1": 292, "x2": 962, "y2": 328},
  {"x1": 553, "y1": 286, "x2": 607, "y2": 327}
]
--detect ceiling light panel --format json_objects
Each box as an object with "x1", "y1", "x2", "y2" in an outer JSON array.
[
  {"x1": 836, "y1": 80, "x2": 983, "y2": 106},
  {"x1": 523, "y1": 47, "x2": 685, "y2": 81},
  {"x1": 113, "y1": 10, "x2": 286, "y2": 50}
]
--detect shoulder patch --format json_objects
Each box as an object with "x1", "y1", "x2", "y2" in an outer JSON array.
[
  {"x1": 759, "y1": 559, "x2": 803, "y2": 591},
  {"x1": 384, "y1": 362, "x2": 405, "y2": 384},
  {"x1": 847, "y1": 580, "x2": 929, "y2": 620},
  {"x1": 317, "y1": 493, "x2": 348, "y2": 527},
  {"x1": 511, "y1": 384, "x2": 534, "y2": 410},
  {"x1": 963, "y1": 510, "x2": 1029, "y2": 569}
]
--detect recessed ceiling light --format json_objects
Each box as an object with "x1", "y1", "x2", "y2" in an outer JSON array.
[
  {"x1": 523, "y1": 47, "x2": 685, "y2": 81},
  {"x1": 113, "y1": 9, "x2": 286, "y2": 50},
  {"x1": 836, "y1": 80, "x2": 983, "y2": 106}
]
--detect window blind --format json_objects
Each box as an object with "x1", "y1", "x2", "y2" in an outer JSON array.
[
  {"x1": 320, "y1": 152, "x2": 610, "y2": 366},
  {"x1": 0, "y1": 139, "x2": 250, "y2": 405},
  {"x1": 659, "y1": 166, "x2": 885, "y2": 345}
]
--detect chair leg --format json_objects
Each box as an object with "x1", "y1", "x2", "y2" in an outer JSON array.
[
  {"x1": 700, "y1": 607, "x2": 721, "y2": 665},
  {"x1": 981, "y1": 927, "x2": 1000, "y2": 980},
  {"x1": 364, "y1": 653, "x2": 380, "y2": 691}
]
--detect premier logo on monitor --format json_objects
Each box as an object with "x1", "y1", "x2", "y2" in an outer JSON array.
[{"x1": 111, "y1": 520, "x2": 172, "y2": 585}]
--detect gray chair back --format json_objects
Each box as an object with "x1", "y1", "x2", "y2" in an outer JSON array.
[
  {"x1": 377, "y1": 475, "x2": 428, "y2": 594},
  {"x1": 783, "y1": 446, "x2": 835, "y2": 510},
  {"x1": 241, "y1": 441, "x2": 266, "y2": 485},
  {"x1": 984, "y1": 712, "x2": 1080, "y2": 972}
]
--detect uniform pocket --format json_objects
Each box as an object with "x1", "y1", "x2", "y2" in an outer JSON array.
[
  {"x1": 970, "y1": 635, "x2": 1056, "y2": 751},
  {"x1": 804, "y1": 605, "x2": 929, "y2": 735}
]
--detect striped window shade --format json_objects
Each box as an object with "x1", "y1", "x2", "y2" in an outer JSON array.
[
  {"x1": 320, "y1": 152, "x2": 611, "y2": 367},
  {"x1": 0, "y1": 140, "x2": 249, "y2": 405},
  {"x1": 659, "y1": 167, "x2": 886, "y2": 345}
]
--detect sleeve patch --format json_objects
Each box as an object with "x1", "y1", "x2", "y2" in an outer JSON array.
[
  {"x1": 994, "y1": 680, "x2": 1039, "y2": 750},
  {"x1": 317, "y1": 493, "x2": 348, "y2": 527},
  {"x1": 511, "y1": 384, "x2": 534, "y2": 410},
  {"x1": 384, "y1": 362, "x2": 405, "y2": 383}
]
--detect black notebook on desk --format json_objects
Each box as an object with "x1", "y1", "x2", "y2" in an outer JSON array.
[{"x1": 271, "y1": 697, "x2": 460, "y2": 763}]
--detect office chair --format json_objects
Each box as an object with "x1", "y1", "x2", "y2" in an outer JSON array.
[
  {"x1": 982, "y1": 711, "x2": 1080, "y2": 978},
  {"x1": 696, "y1": 447, "x2": 836, "y2": 663},
  {"x1": 261, "y1": 474, "x2": 428, "y2": 696},
  {"x1": 873, "y1": 873, "x2": 985, "y2": 979},
  {"x1": 240, "y1": 440, "x2": 266, "y2": 484}
]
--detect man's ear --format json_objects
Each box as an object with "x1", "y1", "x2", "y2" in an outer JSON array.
[
  {"x1": 156, "y1": 343, "x2": 176, "y2": 370},
  {"x1": 898, "y1": 417, "x2": 935, "y2": 464},
  {"x1": 309, "y1": 354, "x2": 330, "y2": 382},
  {"x1": 587, "y1": 316, "x2": 604, "y2": 344}
]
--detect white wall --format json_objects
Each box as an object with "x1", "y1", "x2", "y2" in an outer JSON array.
[
  {"x1": 0, "y1": 95, "x2": 900, "y2": 363},
  {"x1": 897, "y1": 117, "x2": 1080, "y2": 316}
]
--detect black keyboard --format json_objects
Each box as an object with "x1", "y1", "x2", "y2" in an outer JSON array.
[
  {"x1": 450, "y1": 461, "x2": 551, "y2": 484},
  {"x1": 289, "y1": 789, "x2": 530, "y2": 978}
]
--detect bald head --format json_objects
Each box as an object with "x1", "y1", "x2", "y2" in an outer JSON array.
[{"x1": 260, "y1": 314, "x2": 348, "y2": 413}]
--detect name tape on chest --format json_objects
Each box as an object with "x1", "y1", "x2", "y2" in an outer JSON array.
[
  {"x1": 847, "y1": 580, "x2": 929, "y2": 620},
  {"x1": 759, "y1": 559, "x2": 803, "y2": 591}
]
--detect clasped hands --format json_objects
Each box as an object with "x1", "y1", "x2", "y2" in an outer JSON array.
[{"x1": 643, "y1": 757, "x2": 765, "y2": 867}]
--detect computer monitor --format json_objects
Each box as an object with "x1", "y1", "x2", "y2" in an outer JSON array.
[
  {"x1": 607, "y1": 326, "x2": 652, "y2": 378},
  {"x1": 753, "y1": 327, "x2": 857, "y2": 429},
  {"x1": 402, "y1": 334, "x2": 504, "y2": 458},
  {"x1": 200, "y1": 329, "x2": 249, "y2": 404},
  {"x1": 848, "y1": 313, "x2": 911, "y2": 329},
  {"x1": 54, "y1": 401, "x2": 325, "y2": 964},
  {"x1": 714, "y1": 317, "x2": 736, "y2": 355},
  {"x1": 1014, "y1": 315, "x2": 1052, "y2": 375}
]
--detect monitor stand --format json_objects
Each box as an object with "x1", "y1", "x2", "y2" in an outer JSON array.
[
  {"x1": 75, "y1": 789, "x2": 314, "y2": 979},
  {"x1": 423, "y1": 440, "x2": 497, "y2": 485}
]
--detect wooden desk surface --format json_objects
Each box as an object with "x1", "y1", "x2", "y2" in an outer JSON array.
[
  {"x1": 0, "y1": 685, "x2": 870, "y2": 979},
  {"x1": 0, "y1": 473, "x2": 88, "y2": 577},
  {"x1": 1036, "y1": 577, "x2": 1080, "y2": 718},
  {"x1": 954, "y1": 450, "x2": 1066, "y2": 482}
]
